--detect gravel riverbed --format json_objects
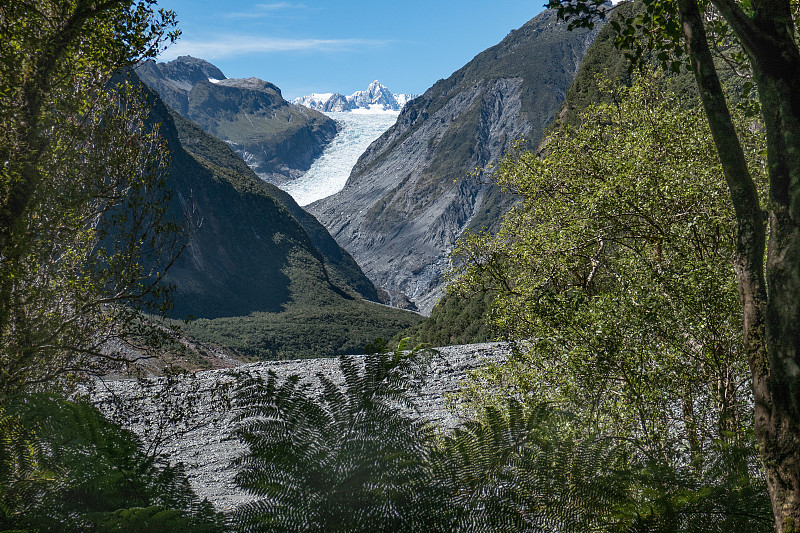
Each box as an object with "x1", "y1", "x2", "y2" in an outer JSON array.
[{"x1": 89, "y1": 342, "x2": 512, "y2": 510}]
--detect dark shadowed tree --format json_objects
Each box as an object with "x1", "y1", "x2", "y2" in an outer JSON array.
[{"x1": 0, "y1": 1, "x2": 182, "y2": 397}]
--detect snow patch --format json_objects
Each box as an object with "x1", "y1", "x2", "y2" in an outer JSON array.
[{"x1": 292, "y1": 81, "x2": 418, "y2": 113}]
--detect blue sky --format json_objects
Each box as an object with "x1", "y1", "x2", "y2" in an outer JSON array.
[{"x1": 156, "y1": 1, "x2": 546, "y2": 100}]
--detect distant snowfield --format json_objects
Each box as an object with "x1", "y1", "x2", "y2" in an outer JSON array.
[{"x1": 280, "y1": 111, "x2": 399, "y2": 206}]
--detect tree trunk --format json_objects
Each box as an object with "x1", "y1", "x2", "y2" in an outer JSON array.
[
  {"x1": 680, "y1": 0, "x2": 800, "y2": 529},
  {"x1": 753, "y1": 49, "x2": 800, "y2": 533}
]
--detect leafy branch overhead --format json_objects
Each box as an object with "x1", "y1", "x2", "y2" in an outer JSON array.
[{"x1": 0, "y1": 0, "x2": 183, "y2": 397}]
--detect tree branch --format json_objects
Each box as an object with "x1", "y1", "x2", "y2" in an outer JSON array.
[{"x1": 708, "y1": 0, "x2": 760, "y2": 55}]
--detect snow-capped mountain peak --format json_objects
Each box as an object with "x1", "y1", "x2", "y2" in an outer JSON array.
[
  {"x1": 349, "y1": 80, "x2": 397, "y2": 110},
  {"x1": 292, "y1": 81, "x2": 418, "y2": 113}
]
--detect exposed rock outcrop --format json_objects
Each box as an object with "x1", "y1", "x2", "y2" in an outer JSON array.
[
  {"x1": 135, "y1": 56, "x2": 226, "y2": 114},
  {"x1": 323, "y1": 93, "x2": 352, "y2": 112}
]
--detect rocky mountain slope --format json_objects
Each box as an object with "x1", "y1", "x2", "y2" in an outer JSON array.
[
  {"x1": 137, "y1": 57, "x2": 338, "y2": 185},
  {"x1": 144, "y1": 82, "x2": 382, "y2": 320},
  {"x1": 307, "y1": 10, "x2": 602, "y2": 314},
  {"x1": 293, "y1": 80, "x2": 418, "y2": 112}
]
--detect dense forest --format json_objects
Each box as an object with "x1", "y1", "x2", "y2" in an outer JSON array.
[{"x1": 2, "y1": 0, "x2": 800, "y2": 532}]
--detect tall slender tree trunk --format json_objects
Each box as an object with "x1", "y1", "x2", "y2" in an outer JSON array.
[
  {"x1": 679, "y1": 0, "x2": 800, "y2": 529},
  {"x1": 753, "y1": 47, "x2": 800, "y2": 533}
]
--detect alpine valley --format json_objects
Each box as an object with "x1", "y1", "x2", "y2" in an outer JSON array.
[
  {"x1": 11, "y1": 0, "x2": 784, "y2": 527},
  {"x1": 134, "y1": 7, "x2": 604, "y2": 366},
  {"x1": 131, "y1": 71, "x2": 423, "y2": 362}
]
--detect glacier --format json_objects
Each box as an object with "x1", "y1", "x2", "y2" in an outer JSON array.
[{"x1": 280, "y1": 110, "x2": 399, "y2": 206}]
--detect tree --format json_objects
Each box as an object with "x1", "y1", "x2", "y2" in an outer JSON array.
[
  {"x1": 231, "y1": 341, "x2": 634, "y2": 532},
  {"x1": 545, "y1": 1, "x2": 800, "y2": 528},
  {"x1": 450, "y1": 71, "x2": 772, "y2": 529},
  {"x1": 0, "y1": 1, "x2": 202, "y2": 528},
  {"x1": 0, "y1": 394, "x2": 226, "y2": 532},
  {"x1": 429, "y1": 399, "x2": 634, "y2": 532},
  {"x1": 0, "y1": 1, "x2": 181, "y2": 398}
]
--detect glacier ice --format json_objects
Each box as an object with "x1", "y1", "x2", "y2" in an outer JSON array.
[{"x1": 280, "y1": 111, "x2": 399, "y2": 206}]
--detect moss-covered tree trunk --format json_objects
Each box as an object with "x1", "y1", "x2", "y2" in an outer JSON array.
[
  {"x1": 678, "y1": 0, "x2": 800, "y2": 530},
  {"x1": 754, "y1": 45, "x2": 800, "y2": 533}
]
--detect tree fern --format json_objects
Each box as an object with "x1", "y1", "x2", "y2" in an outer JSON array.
[
  {"x1": 428, "y1": 399, "x2": 631, "y2": 532},
  {"x1": 0, "y1": 394, "x2": 226, "y2": 532},
  {"x1": 231, "y1": 341, "x2": 445, "y2": 532},
  {"x1": 0, "y1": 404, "x2": 50, "y2": 530}
]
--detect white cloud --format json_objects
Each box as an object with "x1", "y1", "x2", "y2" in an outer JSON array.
[
  {"x1": 225, "y1": 3, "x2": 308, "y2": 19},
  {"x1": 159, "y1": 36, "x2": 388, "y2": 60}
]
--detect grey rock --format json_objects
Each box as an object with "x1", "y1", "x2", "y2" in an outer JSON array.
[
  {"x1": 89, "y1": 343, "x2": 511, "y2": 510},
  {"x1": 322, "y1": 93, "x2": 352, "y2": 112}
]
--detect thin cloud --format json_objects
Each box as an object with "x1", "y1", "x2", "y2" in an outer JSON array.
[
  {"x1": 160, "y1": 35, "x2": 389, "y2": 60},
  {"x1": 226, "y1": 3, "x2": 309, "y2": 19},
  {"x1": 255, "y1": 3, "x2": 307, "y2": 9}
]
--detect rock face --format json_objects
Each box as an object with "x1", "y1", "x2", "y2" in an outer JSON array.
[
  {"x1": 293, "y1": 81, "x2": 419, "y2": 112},
  {"x1": 323, "y1": 93, "x2": 352, "y2": 112},
  {"x1": 137, "y1": 57, "x2": 339, "y2": 185},
  {"x1": 307, "y1": 10, "x2": 600, "y2": 314},
  {"x1": 90, "y1": 342, "x2": 511, "y2": 511},
  {"x1": 135, "y1": 56, "x2": 226, "y2": 115}
]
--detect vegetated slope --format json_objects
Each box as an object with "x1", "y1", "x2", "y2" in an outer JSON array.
[
  {"x1": 144, "y1": 85, "x2": 422, "y2": 358},
  {"x1": 137, "y1": 57, "x2": 338, "y2": 185},
  {"x1": 394, "y1": 290, "x2": 495, "y2": 347},
  {"x1": 404, "y1": 1, "x2": 749, "y2": 346},
  {"x1": 307, "y1": 9, "x2": 601, "y2": 315}
]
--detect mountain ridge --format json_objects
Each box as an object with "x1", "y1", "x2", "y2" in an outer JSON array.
[
  {"x1": 293, "y1": 80, "x2": 419, "y2": 112},
  {"x1": 137, "y1": 57, "x2": 338, "y2": 185},
  {"x1": 144, "y1": 83, "x2": 379, "y2": 319}
]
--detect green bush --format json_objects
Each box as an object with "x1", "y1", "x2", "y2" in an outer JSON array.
[{"x1": 0, "y1": 394, "x2": 226, "y2": 532}]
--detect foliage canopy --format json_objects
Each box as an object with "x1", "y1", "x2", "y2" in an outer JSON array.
[
  {"x1": 449, "y1": 71, "x2": 771, "y2": 529},
  {"x1": 0, "y1": 0, "x2": 182, "y2": 397}
]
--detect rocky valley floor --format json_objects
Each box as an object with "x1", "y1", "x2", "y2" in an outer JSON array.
[{"x1": 88, "y1": 343, "x2": 512, "y2": 510}]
